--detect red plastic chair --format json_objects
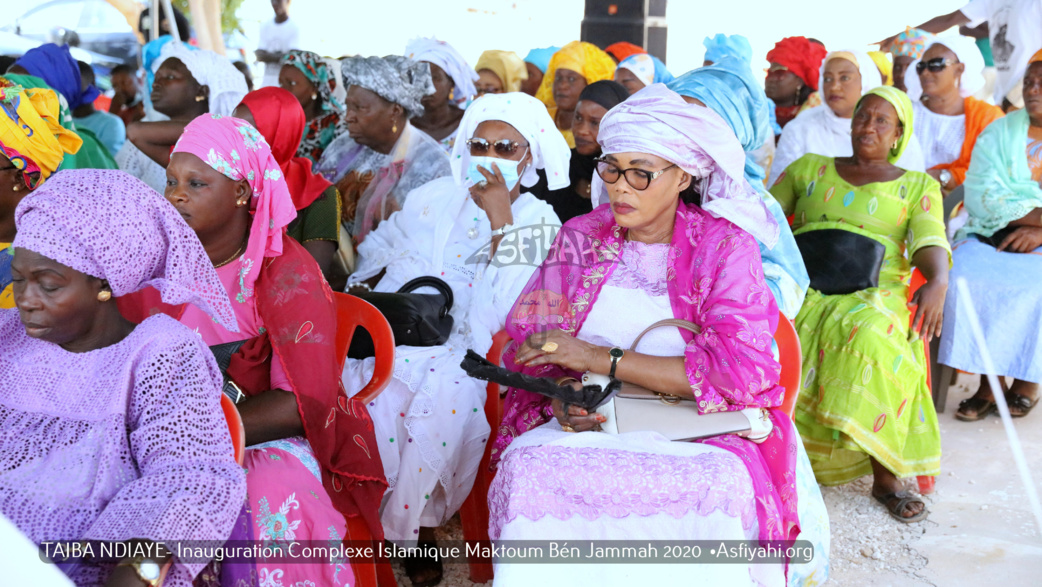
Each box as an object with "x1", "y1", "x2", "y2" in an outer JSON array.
[
  {"x1": 775, "y1": 312, "x2": 802, "y2": 420},
  {"x1": 908, "y1": 270, "x2": 937, "y2": 495},
  {"x1": 459, "y1": 330, "x2": 512, "y2": 584},
  {"x1": 219, "y1": 394, "x2": 245, "y2": 466},
  {"x1": 332, "y1": 293, "x2": 398, "y2": 587}
]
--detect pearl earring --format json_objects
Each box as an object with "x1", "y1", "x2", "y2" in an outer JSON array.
[{"x1": 311, "y1": 93, "x2": 318, "y2": 100}]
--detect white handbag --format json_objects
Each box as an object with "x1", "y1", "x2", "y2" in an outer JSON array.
[{"x1": 589, "y1": 319, "x2": 773, "y2": 443}]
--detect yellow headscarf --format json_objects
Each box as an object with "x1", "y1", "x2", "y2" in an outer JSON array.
[
  {"x1": 475, "y1": 50, "x2": 529, "y2": 93},
  {"x1": 535, "y1": 41, "x2": 617, "y2": 148},
  {"x1": 867, "y1": 51, "x2": 894, "y2": 86},
  {"x1": 0, "y1": 77, "x2": 81, "y2": 189}
]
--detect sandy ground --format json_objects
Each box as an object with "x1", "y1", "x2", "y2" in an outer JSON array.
[{"x1": 388, "y1": 374, "x2": 1042, "y2": 587}]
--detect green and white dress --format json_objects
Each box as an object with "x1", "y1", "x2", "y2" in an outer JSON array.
[{"x1": 770, "y1": 153, "x2": 951, "y2": 485}]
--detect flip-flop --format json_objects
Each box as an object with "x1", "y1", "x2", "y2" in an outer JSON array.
[
  {"x1": 1005, "y1": 391, "x2": 1038, "y2": 418},
  {"x1": 956, "y1": 395, "x2": 996, "y2": 421},
  {"x1": 874, "y1": 490, "x2": 929, "y2": 523}
]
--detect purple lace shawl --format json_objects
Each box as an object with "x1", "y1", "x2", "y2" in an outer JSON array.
[{"x1": 492, "y1": 202, "x2": 800, "y2": 544}]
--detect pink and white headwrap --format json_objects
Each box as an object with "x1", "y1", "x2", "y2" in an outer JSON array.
[
  {"x1": 172, "y1": 114, "x2": 297, "y2": 302},
  {"x1": 591, "y1": 83, "x2": 779, "y2": 247},
  {"x1": 13, "y1": 169, "x2": 237, "y2": 330}
]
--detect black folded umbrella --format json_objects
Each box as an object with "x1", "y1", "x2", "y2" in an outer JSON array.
[{"x1": 460, "y1": 349, "x2": 619, "y2": 410}]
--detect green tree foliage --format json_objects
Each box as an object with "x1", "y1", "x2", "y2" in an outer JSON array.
[{"x1": 172, "y1": 0, "x2": 246, "y2": 35}]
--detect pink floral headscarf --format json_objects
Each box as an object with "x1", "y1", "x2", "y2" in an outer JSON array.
[
  {"x1": 172, "y1": 114, "x2": 297, "y2": 302},
  {"x1": 14, "y1": 169, "x2": 237, "y2": 330},
  {"x1": 591, "y1": 83, "x2": 779, "y2": 248}
]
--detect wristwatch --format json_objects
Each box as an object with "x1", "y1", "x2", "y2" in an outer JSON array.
[
  {"x1": 118, "y1": 557, "x2": 162, "y2": 586},
  {"x1": 938, "y1": 169, "x2": 953, "y2": 188},
  {"x1": 608, "y1": 347, "x2": 625, "y2": 378},
  {"x1": 490, "y1": 223, "x2": 514, "y2": 238}
]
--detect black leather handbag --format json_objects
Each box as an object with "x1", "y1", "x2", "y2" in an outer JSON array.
[
  {"x1": 209, "y1": 340, "x2": 248, "y2": 404},
  {"x1": 795, "y1": 229, "x2": 886, "y2": 295},
  {"x1": 347, "y1": 276, "x2": 455, "y2": 359}
]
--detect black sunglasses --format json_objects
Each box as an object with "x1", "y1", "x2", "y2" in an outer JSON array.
[
  {"x1": 466, "y1": 138, "x2": 528, "y2": 157},
  {"x1": 594, "y1": 159, "x2": 678, "y2": 191},
  {"x1": 916, "y1": 57, "x2": 957, "y2": 75}
]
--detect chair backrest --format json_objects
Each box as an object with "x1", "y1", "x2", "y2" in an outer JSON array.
[
  {"x1": 332, "y1": 292, "x2": 395, "y2": 404},
  {"x1": 220, "y1": 393, "x2": 245, "y2": 466},
  {"x1": 775, "y1": 312, "x2": 802, "y2": 419}
]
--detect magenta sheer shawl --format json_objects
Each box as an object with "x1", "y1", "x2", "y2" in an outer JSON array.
[{"x1": 492, "y1": 202, "x2": 800, "y2": 544}]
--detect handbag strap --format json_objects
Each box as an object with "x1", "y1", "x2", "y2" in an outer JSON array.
[
  {"x1": 628, "y1": 319, "x2": 701, "y2": 351},
  {"x1": 397, "y1": 276, "x2": 454, "y2": 311}
]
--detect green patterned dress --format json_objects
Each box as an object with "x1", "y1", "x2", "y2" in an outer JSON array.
[{"x1": 770, "y1": 154, "x2": 951, "y2": 485}]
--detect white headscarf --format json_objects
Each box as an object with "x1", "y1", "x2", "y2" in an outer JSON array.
[
  {"x1": 449, "y1": 92, "x2": 571, "y2": 190},
  {"x1": 405, "y1": 37, "x2": 479, "y2": 103},
  {"x1": 152, "y1": 42, "x2": 248, "y2": 117},
  {"x1": 904, "y1": 35, "x2": 987, "y2": 100},
  {"x1": 327, "y1": 57, "x2": 348, "y2": 106},
  {"x1": 818, "y1": 49, "x2": 883, "y2": 104}
]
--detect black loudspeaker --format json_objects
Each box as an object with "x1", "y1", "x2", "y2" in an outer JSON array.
[{"x1": 581, "y1": 0, "x2": 668, "y2": 64}]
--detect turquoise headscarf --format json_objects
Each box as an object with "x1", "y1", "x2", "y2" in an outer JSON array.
[
  {"x1": 958, "y1": 108, "x2": 1042, "y2": 239},
  {"x1": 855, "y1": 86, "x2": 914, "y2": 164},
  {"x1": 523, "y1": 46, "x2": 560, "y2": 74},
  {"x1": 703, "y1": 34, "x2": 753, "y2": 65},
  {"x1": 667, "y1": 57, "x2": 771, "y2": 185}
]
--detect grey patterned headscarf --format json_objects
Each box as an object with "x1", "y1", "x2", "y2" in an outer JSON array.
[{"x1": 340, "y1": 55, "x2": 434, "y2": 119}]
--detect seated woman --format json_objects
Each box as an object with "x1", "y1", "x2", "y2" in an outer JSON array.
[
  {"x1": 520, "y1": 46, "x2": 559, "y2": 96},
  {"x1": 536, "y1": 41, "x2": 617, "y2": 148},
  {"x1": 117, "y1": 42, "x2": 248, "y2": 194},
  {"x1": 0, "y1": 77, "x2": 81, "y2": 308},
  {"x1": 491, "y1": 85, "x2": 829, "y2": 586},
  {"x1": 8, "y1": 45, "x2": 115, "y2": 170},
  {"x1": 234, "y1": 87, "x2": 340, "y2": 281},
  {"x1": 667, "y1": 57, "x2": 810, "y2": 320},
  {"x1": 770, "y1": 87, "x2": 951, "y2": 522},
  {"x1": 889, "y1": 27, "x2": 934, "y2": 93},
  {"x1": 765, "y1": 37, "x2": 828, "y2": 130},
  {"x1": 0, "y1": 169, "x2": 246, "y2": 586},
  {"x1": 613, "y1": 52, "x2": 674, "y2": 95},
  {"x1": 124, "y1": 115, "x2": 387, "y2": 586},
  {"x1": 316, "y1": 55, "x2": 451, "y2": 241},
  {"x1": 910, "y1": 36, "x2": 1003, "y2": 194},
  {"x1": 475, "y1": 50, "x2": 529, "y2": 95},
  {"x1": 943, "y1": 53, "x2": 1042, "y2": 421},
  {"x1": 279, "y1": 50, "x2": 348, "y2": 164},
  {"x1": 537, "y1": 80, "x2": 628, "y2": 223},
  {"x1": 406, "y1": 37, "x2": 478, "y2": 151},
  {"x1": 340, "y1": 91, "x2": 568, "y2": 586},
  {"x1": 770, "y1": 49, "x2": 926, "y2": 186}
]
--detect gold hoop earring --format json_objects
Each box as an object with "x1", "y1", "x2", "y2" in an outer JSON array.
[{"x1": 97, "y1": 290, "x2": 112, "y2": 302}]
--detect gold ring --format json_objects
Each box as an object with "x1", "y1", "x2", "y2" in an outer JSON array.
[
  {"x1": 541, "y1": 341, "x2": 559, "y2": 353},
  {"x1": 561, "y1": 424, "x2": 575, "y2": 433}
]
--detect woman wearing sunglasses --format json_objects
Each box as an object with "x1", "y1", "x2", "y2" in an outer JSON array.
[
  {"x1": 770, "y1": 49, "x2": 926, "y2": 186},
  {"x1": 341, "y1": 92, "x2": 568, "y2": 587},
  {"x1": 491, "y1": 84, "x2": 830, "y2": 585},
  {"x1": 909, "y1": 36, "x2": 1003, "y2": 195}
]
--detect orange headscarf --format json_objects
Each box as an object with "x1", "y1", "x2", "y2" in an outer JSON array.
[{"x1": 605, "y1": 41, "x2": 646, "y2": 62}]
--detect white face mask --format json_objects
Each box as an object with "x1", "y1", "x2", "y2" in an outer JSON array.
[{"x1": 464, "y1": 147, "x2": 529, "y2": 190}]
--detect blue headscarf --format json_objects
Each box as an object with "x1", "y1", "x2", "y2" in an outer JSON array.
[
  {"x1": 667, "y1": 57, "x2": 771, "y2": 184},
  {"x1": 14, "y1": 43, "x2": 99, "y2": 110},
  {"x1": 702, "y1": 34, "x2": 754, "y2": 65},
  {"x1": 523, "y1": 46, "x2": 560, "y2": 73}
]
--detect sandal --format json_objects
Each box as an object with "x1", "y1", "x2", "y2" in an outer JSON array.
[
  {"x1": 956, "y1": 395, "x2": 996, "y2": 421},
  {"x1": 1005, "y1": 391, "x2": 1038, "y2": 418},
  {"x1": 874, "y1": 490, "x2": 929, "y2": 523},
  {"x1": 403, "y1": 540, "x2": 443, "y2": 587}
]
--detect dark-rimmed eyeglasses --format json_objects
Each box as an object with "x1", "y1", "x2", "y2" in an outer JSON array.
[
  {"x1": 466, "y1": 138, "x2": 529, "y2": 157},
  {"x1": 916, "y1": 58, "x2": 958, "y2": 75},
  {"x1": 594, "y1": 159, "x2": 678, "y2": 191}
]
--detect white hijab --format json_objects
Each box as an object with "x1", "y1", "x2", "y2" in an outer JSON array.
[
  {"x1": 449, "y1": 92, "x2": 572, "y2": 190},
  {"x1": 152, "y1": 42, "x2": 248, "y2": 117},
  {"x1": 904, "y1": 35, "x2": 987, "y2": 101}
]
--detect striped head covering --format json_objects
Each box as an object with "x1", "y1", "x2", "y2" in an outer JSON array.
[{"x1": 0, "y1": 78, "x2": 81, "y2": 189}]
